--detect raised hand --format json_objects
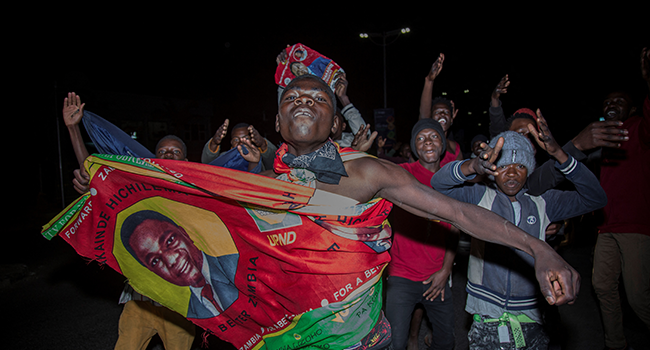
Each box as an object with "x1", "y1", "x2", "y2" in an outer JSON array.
[
  {"x1": 572, "y1": 120, "x2": 628, "y2": 151},
  {"x1": 528, "y1": 109, "x2": 567, "y2": 163},
  {"x1": 426, "y1": 53, "x2": 445, "y2": 82},
  {"x1": 334, "y1": 73, "x2": 352, "y2": 107},
  {"x1": 209, "y1": 119, "x2": 229, "y2": 152},
  {"x1": 350, "y1": 124, "x2": 378, "y2": 152},
  {"x1": 62, "y1": 92, "x2": 85, "y2": 127},
  {"x1": 335, "y1": 73, "x2": 348, "y2": 98},
  {"x1": 450, "y1": 100, "x2": 459, "y2": 123},
  {"x1": 248, "y1": 125, "x2": 268, "y2": 152},
  {"x1": 491, "y1": 74, "x2": 510, "y2": 103},
  {"x1": 464, "y1": 137, "x2": 503, "y2": 177},
  {"x1": 276, "y1": 45, "x2": 290, "y2": 65},
  {"x1": 237, "y1": 138, "x2": 261, "y2": 170}
]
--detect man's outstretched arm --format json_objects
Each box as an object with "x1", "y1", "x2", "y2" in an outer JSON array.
[{"x1": 365, "y1": 159, "x2": 579, "y2": 306}]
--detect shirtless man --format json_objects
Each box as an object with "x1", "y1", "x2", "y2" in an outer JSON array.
[{"x1": 263, "y1": 74, "x2": 580, "y2": 306}]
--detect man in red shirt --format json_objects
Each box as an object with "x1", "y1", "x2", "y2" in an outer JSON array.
[{"x1": 386, "y1": 119, "x2": 458, "y2": 350}]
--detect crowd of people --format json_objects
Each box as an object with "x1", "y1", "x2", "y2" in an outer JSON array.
[{"x1": 59, "y1": 47, "x2": 649, "y2": 350}]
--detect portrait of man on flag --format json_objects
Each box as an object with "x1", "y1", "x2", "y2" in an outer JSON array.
[{"x1": 115, "y1": 198, "x2": 240, "y2": 319}]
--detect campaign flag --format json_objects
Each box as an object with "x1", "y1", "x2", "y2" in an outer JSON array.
[
  {"x1": 275, "y1": 43, "x2": 344, "y2": 92},
  {"x1": 42, "y1": 153, "x2": 392, "y2": 349}
]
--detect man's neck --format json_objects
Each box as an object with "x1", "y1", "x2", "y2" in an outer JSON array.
[
  {"x1": 285, "y1": 140, "x2": 329, "y2": 156},
  {"x1": 418, "y1": 159, "x2": 441, "y2": 173}
]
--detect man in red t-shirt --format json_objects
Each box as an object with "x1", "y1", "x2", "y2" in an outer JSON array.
[{"x1": 386, "y1": 119, "x2": 458, "y2": 350}]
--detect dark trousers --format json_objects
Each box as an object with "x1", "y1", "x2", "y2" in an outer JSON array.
[{"x1": 385, "y1": 275, "x2": 455, "y2": 350}]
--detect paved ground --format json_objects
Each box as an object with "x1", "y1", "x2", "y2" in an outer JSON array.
[{"x1": 3, "y1": 213, "x2": 649, "y2": 349}]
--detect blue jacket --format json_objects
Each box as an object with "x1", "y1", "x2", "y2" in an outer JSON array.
[{"x1": 431, "y1": 156, "x2": 606, "y2": 313}]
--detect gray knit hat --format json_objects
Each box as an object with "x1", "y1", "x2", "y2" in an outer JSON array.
[
  {"x1": 410, "y1": 119, "x2": 447, "y2": 159},
  {"x1": 488, "y1": 131, "x2": 536, "y2": 177}
]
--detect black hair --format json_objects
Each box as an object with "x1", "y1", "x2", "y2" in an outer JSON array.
[
  {"x1": 279, "y1": 74, "x2": 337, "y2": 114},
  {"x1": 431, "y1": 97, "x2": 454, "y2": 112},
  {"x1": 121, "y1": 210, "x2": 178, "y2": 266},
  {"x1": 231, "y1": 123, "x2": 250, "y2": 131},
  {"x1": 155, "y1": 135, "x2": 187, "y2": 158},
  {"x1": 505, "y1": 112, "x2": 536, "y2": 131}
]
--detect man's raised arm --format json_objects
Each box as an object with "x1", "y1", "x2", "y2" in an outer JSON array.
[{"x1": 419, "y1": 53, "x2": 444, "y2": 120}]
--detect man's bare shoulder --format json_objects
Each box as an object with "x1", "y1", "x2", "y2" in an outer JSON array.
[{"x1": 343, "y1": 156, "x2": 406, "y2": 179}]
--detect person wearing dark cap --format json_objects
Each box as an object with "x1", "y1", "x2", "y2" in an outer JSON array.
[
  {"x1": 385, "y1": 119, "x2": 458, "y2": 350},
  {"x1": 431, "y1": 113, "x2": 607, "y2": 350},
  {"x1": 419, "y1": 53, "x2": 465, "y2": 168},
  {"x1": 469, "y1": 134, "x2": 489, "y2": 159}
]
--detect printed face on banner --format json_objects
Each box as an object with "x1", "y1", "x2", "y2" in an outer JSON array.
[{"x1": 116, "y1": 198, "x2": 240, "y2": 318}]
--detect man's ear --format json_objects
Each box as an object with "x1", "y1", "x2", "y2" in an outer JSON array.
[
  {"x1": 275, "y1": 114, "x2": 280, "y2": 133},
  {"x1": 331, "y1": 114, "x2": 340, "y2": 135}
]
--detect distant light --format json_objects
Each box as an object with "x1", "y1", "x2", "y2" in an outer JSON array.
[
  {"x1": 441, "y1": 92, "x2": 447, "y2": 96},
  {"x1": 467, "y1": 112, "x2": 473, "y2": 115},
  {"x1": 131, "y1": 132, "x2": 138, "y2": 140},
  {"x1": 478, "y1": 123, "x2": 482, "y2": 127},
  {"x1": 360, "y1": 33, "x2": 369, "y2": 38},
  {"x1": 401, "y1": 27, "x2": 410, "y2": 34},
  {"x1": 483, "y1": 111, "x2": 487, "y2": 114},
  {"x1": 464, "y1": 89, "x2": 470, "y2": 93}
]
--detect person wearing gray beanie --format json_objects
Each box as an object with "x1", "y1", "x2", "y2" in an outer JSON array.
[
  {"x1": 431, "y1": 117, "x2": 607, "y2": 350},
  {"x1": 410, "y1": 118, "x2": 447, "y2": 159},
  {"x1": 488, "y1": 130, "x2": 536, "y2": 177}
]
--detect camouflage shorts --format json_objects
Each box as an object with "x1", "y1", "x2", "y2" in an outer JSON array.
[{"x1": 468, "y1": 318, "x2": 549, "y2": 350}]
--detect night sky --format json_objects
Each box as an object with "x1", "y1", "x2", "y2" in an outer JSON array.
[{"x1": 20, "y1": 10, "x2": 648, "y2": 221}]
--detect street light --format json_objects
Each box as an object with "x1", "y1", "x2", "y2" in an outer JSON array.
[{"x1": 359, "y1": 27, "x2": 411, "y2": 108}]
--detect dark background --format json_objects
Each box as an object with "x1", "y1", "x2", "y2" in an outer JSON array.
[
  {"x1": 14, "y1": 8, "x2": 649, "y2": 245},
  {"x1": 3, "y1": 8, "x2": 648, "y2": 350}
]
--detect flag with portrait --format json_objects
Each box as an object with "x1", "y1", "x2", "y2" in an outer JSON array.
[{"x1": 42, "y1": 153, "x2": 392, "y2": 349}]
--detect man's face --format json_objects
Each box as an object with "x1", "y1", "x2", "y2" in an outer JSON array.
[
  {"x1": 471, "y1": 140, "x2": 484, "y2": 156},
  {"x1": 494, "y1": 164, "x2": 528, "y2": 201},
  {"x1": 276, "y1": 77, "x2": 338, "y2": 152},
  {"x1": 399, "y1": 144, "x2": 411, "y2": 160},
  {"x1": 156, "y1": 139, "x2": 186, "y2": 160},
  {"x1": 414, "y1": 128, "x2": 443, "y2": 164},
  {"x1": 603, "y1": 92, "x2": 633, "y2": 121},
  {"x1": 509, "y1": 118, "x2": 536, "y2": 137},
  {"x1": 431, "y1": 103, "x2": 452, "y2": 132},
  {"x1": 130, "y1": 219, "x2": 205, "y2": 287},
  {"x1": 230, "y1": 127, "x2": 250, "y2": 149},
  {"x1": 291, "y1": 62, "x2": 310, "y2": 77}
]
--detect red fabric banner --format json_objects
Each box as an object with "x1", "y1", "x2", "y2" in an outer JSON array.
[
  {"x1": 275, "y1": 43, "x2": 344, "y2": 91},
  {"x1": 42, "y1": 154, "x2": 392, "y2": 349}
]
